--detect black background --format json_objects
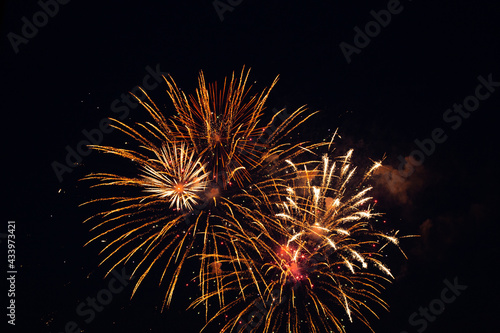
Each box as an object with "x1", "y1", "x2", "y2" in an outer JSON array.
[{"x1": 2, "y1": 0, "x2": 499, "y2": 332}]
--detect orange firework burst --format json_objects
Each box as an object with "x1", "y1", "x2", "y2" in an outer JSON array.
[
  {"x1": 81, "y1": 67, "x2": 321, "y2": 311},
  {"x1": 81, "y1": 67, "x2": 415, "y2": 332},
  {"x1": 141, "y1": 143, "x2": 209, "y2": 211},
  {"x1": 194, "y1": 150, "x2": 415, "y2": 333},
  {"x1": 81, "y1": 142, "x2": 211, "y2": 307},
  {"x1": 161, "y1": 66, "x2": 318, "y2": 187}
]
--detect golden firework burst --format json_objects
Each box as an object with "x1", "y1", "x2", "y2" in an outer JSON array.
[
  {"x1": 161, "y1": 66, "x2": 319, "y2": 187},
  {"x1": 81, "y1": 67, "x2": 320, "y2": 311},
  {"x1": 193, "y1": 150, "x2": 414, "y2": 333},
  {"x1": 140, "y1": 143, "x2": 209, "y2": 211},
  {"x1": 81, "y1": 67, "x2": 415, "y2": 333},
  {"x1": 81, "y1": 141, "x2": 211, "y2": 308}
]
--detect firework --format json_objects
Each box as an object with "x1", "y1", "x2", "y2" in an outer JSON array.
[
  {"x1": 82, "y1": 67, "x2": 320, "y2": 310},
  {"x1": 82, "y1": 67, "x2": 413, "y2": 332},
  {"x1": 141, "y1": 143, "x2": 209, "y2": 211},
  {"x1": 82, "y1": 142, "x2": 211, "y2": 307},
  {"x1": 194, "y1": 150, "x2": 413, "y2": 333},
  {"x1": 160, "y1": 66, "x2": 319, "y2": 187}
]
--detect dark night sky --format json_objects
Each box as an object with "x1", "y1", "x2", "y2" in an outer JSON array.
[{"x1": 2, "y1": 0, "x2": 499, "y2": 332}]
